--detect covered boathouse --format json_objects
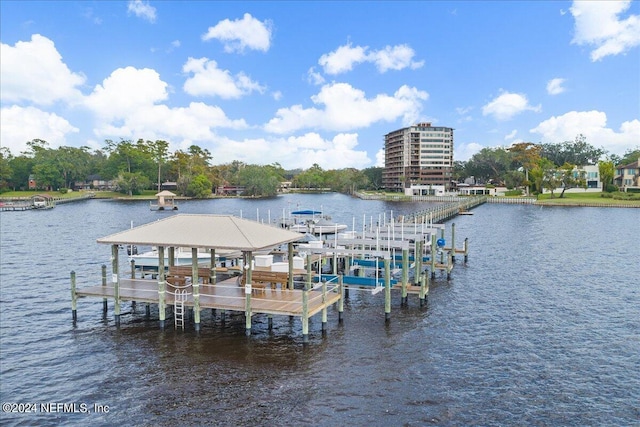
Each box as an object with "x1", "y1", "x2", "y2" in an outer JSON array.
[{"x1": 71, "y1": 214, "x2": 343, "y2": 341}]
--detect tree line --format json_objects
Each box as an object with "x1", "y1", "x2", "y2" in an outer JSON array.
[
  {"x1": 0, "y1": 135, "x2": 637, "y2": 198},
  {"x1": 454, "y1": 135, "x2": 639, "y2": 197},
  {"x1": 0, "y1": 138, "x2": 383, "y2": 197}
]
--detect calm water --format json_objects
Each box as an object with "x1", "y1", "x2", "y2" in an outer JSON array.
[{"x1": 0, "y1": 194, "x2": 638, "y2": 426}]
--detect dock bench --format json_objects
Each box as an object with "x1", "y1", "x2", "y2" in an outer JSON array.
[
  {"x1": 239, "y1": 270, "x2": 290, "y2": 293},
  {"x1": 167, "y1": 266, "x2": 213, "y2": 286}
]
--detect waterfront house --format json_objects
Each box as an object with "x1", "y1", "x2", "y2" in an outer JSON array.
[{"x1": 615, "y1": 160, "x2": 640, "y2": 192}]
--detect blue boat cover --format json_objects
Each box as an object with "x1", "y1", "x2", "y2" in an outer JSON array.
[{"x1": 291, "y1": 210, "x2": 322, "y2": 215}]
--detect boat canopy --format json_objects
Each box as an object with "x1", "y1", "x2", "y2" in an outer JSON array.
[{"x1": 291, "y1": 210, "x2": 322, "y2": 215}]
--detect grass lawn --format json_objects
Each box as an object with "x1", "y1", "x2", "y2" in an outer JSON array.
[
  {"x1": 0, "y1": 190, "x2": 157, "y2": 199},
  {"x1": 536, "y1": 191, "x2": 640, "y2": 206}
]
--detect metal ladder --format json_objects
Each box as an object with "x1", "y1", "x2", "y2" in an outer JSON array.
[{"x1": 174, "y1": 289, "x2": 187, "y2": 330}]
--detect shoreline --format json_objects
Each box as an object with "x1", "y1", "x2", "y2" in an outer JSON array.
[{"x1": 1, "y1": 191, "x2": 639, "y2": 208}]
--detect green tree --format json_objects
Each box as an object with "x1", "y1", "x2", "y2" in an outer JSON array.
[
  {"x1": 115, "y1": 171, "x2": 150, "y2": 196},
  {"x1": 186, "y1": 173, "x2": 212, "y2": 198},
  {"x1": 361, "y1": 167, "x2": 383, "y2": 190},
  {"x1": 465, "y1": 147, "x2": 511, "y2": 183},
  {"x1": 238, "y1": 164, "x2": 281, "y2": 197},
  {"x1": 508, "y1": 142, "x2": 541, "y2": 194},
  {"x1": 292, "y1": 163, "x2": 326, "y2": 189},
  {"x1": 541, "y1": 135, "x2": 604, "y2": 166},
  {"x1": 598, "y1": 160, "x2": 615, "y2": 191},
  {"x1": 557, "y1": 162, "x2": 586, "y2": 198},
  {"x1": 0, "y1": 147, "x2": 13, "y2": 192},
  {"x1": 619, "y1": 148, "x2": 640, "y2": 165},
  {"x1": 146, "y1": 139, "x2": 170, "y2": 192}
]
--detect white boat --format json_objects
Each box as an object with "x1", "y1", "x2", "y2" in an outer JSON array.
[
  {"x1": 128, "y1": 247, "x2": 239, "y2": 269},
  {"x1": 286, "y1": 210, "x2": 348, "y2": 235}
]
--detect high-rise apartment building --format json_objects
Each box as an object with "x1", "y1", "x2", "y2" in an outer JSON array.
[{"x1": 382, "y1": 122, "x2": 454, "y2": 192}]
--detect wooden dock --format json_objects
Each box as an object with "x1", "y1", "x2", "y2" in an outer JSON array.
[{"x1": 75, "y1": 277, "x2": 341, "y2": 317}]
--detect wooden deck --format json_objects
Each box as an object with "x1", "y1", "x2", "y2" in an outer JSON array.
[{"x1": 75, "y1": 277, "x2": 341, "y2": 318}]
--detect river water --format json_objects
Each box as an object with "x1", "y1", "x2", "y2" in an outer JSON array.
[{"x1": 0, "y1": 193, "x2": 638, "y2": 426}]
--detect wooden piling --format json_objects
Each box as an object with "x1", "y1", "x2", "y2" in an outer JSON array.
[
  {"x1": 451, "y1": 222, "x2": 456, "y2": 262},
  {"x1": 419, "y1": 273, "x2": 427, "y2": 306},
  {"x1": 192, "y1": 248, "x2": 201, "y2": 332},
  {"x1": 321, "y1": 280, "x2": 327, "y2": 331},
  {"x1": 244, "y1": 251, "x2": 253, "y2": 336},
  {"x1": 402, "y1": 248, "x2": 409, "y2": 306},
  {"x1": 158, "y1": 246, "x2": 166, "y2": 329},
  {"x1": 111, "y1": 245, "x2": 120, "y2": 326},
  {"x1": 338, "y1": 275, "x2": 344, "y2": 323},
  {"x1": 101, "y1": 265, "x2": 108, "y2": 313},
  {"x1": 464, "y1": 237, "x2": 469, "y2": 262},
  {"x1": 384, "y1": 258, "x2": 391, "y2": 322},
  {"x1": 71, "y1": 271, "x2": 77, "y2": 321},
  {"x1": 210, "y1": 249, "x2": 216, "y2": 286},
  {"x1": 430, "y1": 234, "x2": 436, "y2": 279}
]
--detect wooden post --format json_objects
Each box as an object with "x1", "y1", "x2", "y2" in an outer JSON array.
[
  {"x1": 431, "y1": 234, "x2": 436, "y2": 279},
  {"x1": 130, "y1": 259, "x2": 136, "y2": 278},
  {"x1": 451, "y1": 222, "x2": 456, "y2": 263},
  {"x1": 130, "y1": 259, "x2": 136, "y2": 310},
  {"x1": 419, "y1": 273, "x2": 427, "y2": 306},
  {"x1": 111, "y1": 245, "x2": 121, "y2": 327},
  {"x1": 168, "y1": 247, "x2": 175, "y2": 267},
  {"x1": 288, "y1": 242, "x2": 294, "y2": 290},
  {"x1": 402, "y1": 248, "x2": 409, "y2": 306},
  {"x1": 244, "y1": 251, "x2": 252, "y2": 336},
  {"x1": 447, "y1": 250, "x2": 453, "y2": 281},
  {"x1": 158, "y1": 246, "x2": 166, "y2": 329},
  {"x1": 464, "y1": 237, "x2": 469, "y2": 263},
  {"x1": 70, "y1": 271, "x2": 77, "y2": 321},
  {"x1": 338, "y1": 275, "x2": 344, "y2": 323},
  {"x1": 302, "y1": 288, "x2": 309, "y2": 343},
  {"x1": 101, "y1": 264, "x2": 108, "y2": 313},
  {"x1": 384, "y1": 257, "x2": 391, "y2": 322},
  {"x1": 302, "y1": 260, "x2": 311, "y2": 342},
  {"x1": 192, "y1": 248, "x2": 201, "y2": 332},
  {"x1": 321, "y1": 279, "x2": 327, "y2": 332},
  {"x1": 210, "y1": 248, "x2": 216, "y2": 286},
  {"x1": 415, "y1": 240, "x2": 422, "y2": 286}
]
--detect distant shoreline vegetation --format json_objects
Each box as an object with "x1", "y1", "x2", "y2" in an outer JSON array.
[{"x1": 1, "y1": 189, "x2": 638, "y2": 208}]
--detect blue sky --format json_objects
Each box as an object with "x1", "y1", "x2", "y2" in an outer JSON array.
[{"x1": 1, "y1": 1, "x2": 639, "y2": 169}]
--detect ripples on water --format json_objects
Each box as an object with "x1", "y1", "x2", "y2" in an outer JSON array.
[{"x1": 1, "y1": 195, "x2": 639, "y2": 426}]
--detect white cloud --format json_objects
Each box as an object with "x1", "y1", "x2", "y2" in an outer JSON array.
[
  {"x1": 454, "y1": 142, "x2": 485, "y2": 162},
  {"x1": 570, "y1": 0, "x2": 640, "y2": 61},
  {"x1": 375, "y1": 148, "x2": 385, "y2": 167},
  {"x1": 84, "y1": 67, "x2": 168, "y2": 120},
  {"x1": 307, "y1": 67, "x2": 325, "y2": 85},
  {"x1": 547, "y1": 78, "x2": 566, "y2": 95},
  {"x1": 183, "y1": 57, "x2": 265, "y2": 99},
  {"x1": 127, "y1": 0, "x2": 156, "y2": 23},
  {"x1": 504, "y1": 129, "x2": 518, "y2": 140},
  {"x1": 0, "y1": 106, "x2": 78, "y2": 154},
  {"x1": 84, "y1": 67, "x2": 247, "y2": 146},
  {"x1": 202, "y1": 13, "x2": 272, "y2": 53},
  {"x1": 0, "y1": 34, "x2": 85, "y2": 106},
  {"x1": 319, "y1": 43, "x2": 368, "y2": 74},
  {"x1": 319, "y1": 43, "x2": 424, "y2": 75},
  {"x1": 264, "y1": 83, "x2": 428, "y2": 133},
  {"x1": 482, "y1": 90, "x2": 541, "y2": 121},
  {"x1": 530, "y1": 110, "x2": 640, "y2": 156},
  {"x1": 196, "y1": 132, "x2": 371, "y2": 169},
  {"x1": 369, "y1": 44, "x2": 425, "y2": 73}
]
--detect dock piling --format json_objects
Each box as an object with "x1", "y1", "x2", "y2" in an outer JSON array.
[
  {"x1": 71, "y1": 271, "x2": 77, "y2": 321},
  {"x1": 384, "y1": 258, "x2": 391, "y2": 322},
  {"x1": 101, "y1": 265, "x2": 108, "y2": 313}
]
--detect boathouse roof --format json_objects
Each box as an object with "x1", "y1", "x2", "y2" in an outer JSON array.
[
  {"x1": 155, "y1": 190, "x2": 176, "y2": 197},
  {"x1": 97, "y1": 214, "x2": 304, "y2": 251}
]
